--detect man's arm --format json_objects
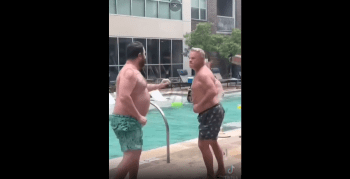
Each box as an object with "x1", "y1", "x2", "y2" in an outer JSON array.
[
  {"x1": 196, "y1": 74, "x2": 218, "y2": 107},
  {"x1": 118, "y1": 68, "x2": 143, "y2": 121},
  {"x1": 215, "y1": 78, "x2": 224, "y2": 100},
  {"x1": 147, "y1": 84, "x2": 162, "y2": 92},
  {"x1": 147, "y1": 79, "x2": 170, "y2": 92}
]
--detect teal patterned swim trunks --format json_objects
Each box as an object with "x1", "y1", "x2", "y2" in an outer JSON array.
[{"x1": 109, "y1": 114, "x2": 143, "y2": 152}]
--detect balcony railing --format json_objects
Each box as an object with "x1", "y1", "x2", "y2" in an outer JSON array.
[{"x1": 217, "y1": 16, "x2": 235, "y2": 32}]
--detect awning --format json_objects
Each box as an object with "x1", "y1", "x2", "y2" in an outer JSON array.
[{"x1": 230, "y1": 55, "x2": 241, "y2": 66}]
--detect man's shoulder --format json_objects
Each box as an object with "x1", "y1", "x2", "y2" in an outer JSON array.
[
  {"x1": 120, "y1": 67, "x2": 139, "y2": 79},
  {"x1": 197, "y1": 68, "x2": 214, "y2": 80}
]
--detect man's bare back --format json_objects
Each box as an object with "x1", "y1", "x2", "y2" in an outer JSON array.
[
  {"x1": 113, "y1": 64, "x2": 150, "y2": 120},
  {"x1": 192, "y1": 66, "x2": 219, "y2": 114}
]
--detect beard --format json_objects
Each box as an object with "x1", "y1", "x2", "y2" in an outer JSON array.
[{"x1": 139, "y1": 58, "x2": 146, "y2": 70}]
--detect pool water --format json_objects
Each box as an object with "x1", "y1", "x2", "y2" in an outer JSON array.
[{"x1": 109, "y1": 94, "x2": 241, "y2": 159}]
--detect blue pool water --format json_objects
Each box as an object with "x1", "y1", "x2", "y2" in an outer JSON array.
[{"x1": 109, "y1": 94, "x2": 241, "y2": 159}]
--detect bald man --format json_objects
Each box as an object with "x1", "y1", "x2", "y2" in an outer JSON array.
[{"x1": 190, "y1": 48, "x2": 226, "y2": 179}]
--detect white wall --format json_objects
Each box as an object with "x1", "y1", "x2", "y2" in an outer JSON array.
[
  {"x1": 182, "y1": 0, "x2": 191, "y2": 76},
  {"x1": 109, "y1": 0, "x2": 191, "y2": 39},
  {"x1": 109, "y1": 15, "x2": 189, "y2": 39}
]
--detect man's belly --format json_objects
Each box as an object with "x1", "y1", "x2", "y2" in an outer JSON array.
[
  {"x1": 113, "y1": 92, "x2": 150, "y2": 117},
  {"x1": 133, "y1": 93, "x2": 150, "y2": 116},
  {"x1": 197, "y1": 100, "x2": 219, "y2": 114},
  {"x1": 192, "y1": 87, "x2": 219, "y2": 114}
]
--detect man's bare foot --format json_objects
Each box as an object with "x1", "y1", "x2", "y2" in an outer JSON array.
[{"x1": 215, "y1": 169, "x2": 226, "y2": 178}]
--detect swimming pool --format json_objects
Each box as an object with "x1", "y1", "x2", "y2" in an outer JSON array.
[{"x1": 109, "y1": 93, "x2": 241, "y2": 159}]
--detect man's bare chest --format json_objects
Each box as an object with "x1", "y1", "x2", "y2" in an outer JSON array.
[
  {"x1": 191, "y1": 77, "x2": 203, "y2": 94},
  {"x1": 134, "y1": 73, "x2": 147, "y2": 92}
]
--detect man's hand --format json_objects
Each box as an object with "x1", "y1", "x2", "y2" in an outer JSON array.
[
  {"x1": 159, "y1": 79, "x2": 171, "y2": 89},
  {"x1": 159, "y1": 82, "x2": 170, "y2": 89},
  {"x1": 147, "y1": 79, "x2": 171, "y2": 91},
  {"x1": 139, "y1": 116, "x2": 147, "y2": 127}
]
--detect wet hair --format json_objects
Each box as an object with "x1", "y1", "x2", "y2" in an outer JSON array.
[
  {"x1": 126, "y1": 41, "x2": 144, "y2": 60},
  {"x1": 190, "y1": 48, "x2": 205, "y2": 59}
]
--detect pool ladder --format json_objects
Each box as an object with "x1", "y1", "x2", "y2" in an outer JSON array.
[{"x1": 150, "y1": 101, "x2": 170, "y2": 163}]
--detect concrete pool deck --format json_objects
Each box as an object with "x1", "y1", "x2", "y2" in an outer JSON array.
[{"x1": 109, "y1": 129, "x2": 241, "y2": 179}]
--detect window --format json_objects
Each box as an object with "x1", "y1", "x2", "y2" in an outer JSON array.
[
  {"x1": 159, "y1": 1, "x2": 170, "y2": 19},
  {"x1": 118, "y1": 38, "x2": 132, "y2": 65},
  {"x1": 110, "y1": 0, "x2": 181, "y2": 20},
  {"x1": 217, "y1": 0, "x2": 233, "y2": 17},
  {"x1": 217, "y1": 0, "x2": 235, "y2": 32},
  {"x1": 109, "y1": 37, "x2": 119, "y2": 84},
  {"x1": 117, "y1": 0, "x2": 131, "y2": 15},
  {"x1": 109, "y1": 66, "x2": 119, "y2": 83},
  {"x1": 200, "y1": 0, "x2": 207, "y2": 20},
  {"x1": 146, "y1": 0, "x2": 158, "y2": 18},
  {"x1": 172, "y1": 64, "x2": 183, "y2": 77},
  {"x1": 132, "y1": 0, "x2": 145, "y2": 17},
  {"x1": 192, "y1": 0, "x2": 207, "y2": 20},
  {"x1": 148, "y1": 65, "x2": 160, "y2": 79},
  {"x1": 109, "y1": 0, "x2": 116, "y2": 14},
  {"x1": 170, "y1": 1, "x2": 182, "y2": 20},
  {"x1": 161, "y1": 0, "x2": 182, "y2": 20},
  {"x1": 161, "y1": 65, "x2": 171, "y2": 78},
  {"x1": 191, "y1": 0, "x2": 199, "y2": 19},
  {"x1": 133, "y1": 38, "x2": 146, "y2": 50},
  {"x1": 160, "y1": 40, "x2": 171, "y2": 64},
  {"x1": 172, "y1": 40, "x2": 183, "y2": 64},
  {"x1": 109, "y1": 37, "x2": 183, "y2": 82},
  {"x1": 147, "y1": 39, "x2": 159, "y2": 64},
  {"x1": 109, "y1": 38, "x2": 118, "y2": 65}
]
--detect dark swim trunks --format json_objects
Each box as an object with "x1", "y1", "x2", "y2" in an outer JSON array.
[
  {"x1": 197, "y1": 103, "x2": 225, "y2": 140},
  {"x1": 109, "y1": 114, "x2": 143, "y2": 152}
]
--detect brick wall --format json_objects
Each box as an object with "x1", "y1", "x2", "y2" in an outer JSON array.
[
  {"x1": 190, "y1": 0, "x2": 241, "y2": 78},
  {"x1": 191, "y1": 0, "x2": 217, "y2": 34},
  {"x1": 191, "y1": 0, "x2": 240, "y2": 32}
]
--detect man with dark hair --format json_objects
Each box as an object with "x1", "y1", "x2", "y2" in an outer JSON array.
[
  {"x1": 190, "y1": 48, "x2": 226, "y2": 179},
  {"x1": 110, "y1": 41, "x2": 169, "y2": 179}
]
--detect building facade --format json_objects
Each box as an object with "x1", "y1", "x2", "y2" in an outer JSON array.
[
  {"x1": 109, "y1": 0, "x2": 241, "y2": 85},
  {"x1": 109, "y1": 0, "x2": 191, "y2": 85},
  {"x1": 191, "y1": 0, "x2": 241, "y2": 78}
]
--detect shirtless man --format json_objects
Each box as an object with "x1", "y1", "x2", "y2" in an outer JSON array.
[
  {"x1": 190, "y1": 48, "x2": 226, "y2": 179},
  {"x1": 110, "y1": 41, "x2": 169, "y2": 179},
  {"x1": 205, "y1": 58, "x2": 224, "y2": 101}
]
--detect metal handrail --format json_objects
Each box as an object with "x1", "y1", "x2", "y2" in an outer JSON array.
[{"x1": 150, "y1": 101, "x2": 170, "y2": 163}]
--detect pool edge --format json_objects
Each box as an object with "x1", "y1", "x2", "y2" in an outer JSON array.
[{"x1": 109, "y1": 128, "x2": 241, "y2": 170}]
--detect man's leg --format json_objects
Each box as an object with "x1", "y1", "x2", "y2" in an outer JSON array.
[
  {"x1": 114, "y1": 150, "x2": 141, "y2": 179},
  {"x1": 128, "y1": 150, "x2": 142, "y2": 179},
  {"x1": 112, "y1": 115, "x2": 143, "y2": 179},
  {"x1": 210, "y1": 140, "x2": 226, "y2": 177},
  {"x1": 114, "y1": 151, "x2": 133, "y2": 179},
  {"x1": 198, "y1": 139, "x2": 215, "y2": 179}
]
